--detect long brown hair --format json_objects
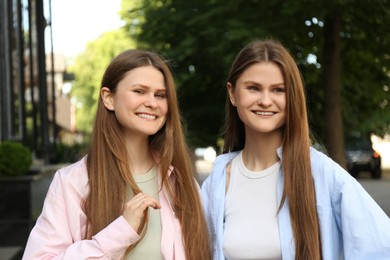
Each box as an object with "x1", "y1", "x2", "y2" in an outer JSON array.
[
  {"x1": 223, "y1": 40, "x2": 322, "y2": 259},
  {"x1": 84, "y1": 50, "x2": 211, "y2": 259}
]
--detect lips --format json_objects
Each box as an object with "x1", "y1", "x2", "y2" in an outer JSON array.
[
  {"x1": 254, "y1": 111, "x2": 275, "y2": 116},
  {"x1": 136, "y1": 113, "x2": 157, "y2": 120}
]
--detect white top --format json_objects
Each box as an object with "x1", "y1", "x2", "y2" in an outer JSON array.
[
  {"x1": 223, "y1": 151, "x2": 282, "y2": 260},
  {"x1": 126, "y1": 165, "x2": 163, "y2": 260}
]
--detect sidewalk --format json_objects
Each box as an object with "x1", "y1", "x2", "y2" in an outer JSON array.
[
  {"x1": 0, "y1": 164, "x2": 63, "y2": 260},
  {"x1": 0, "y1": 220, "x2": 31, "y2": 259},
  {"x1": 0, "y1": 247, "x2": 23, "y2": 260}
]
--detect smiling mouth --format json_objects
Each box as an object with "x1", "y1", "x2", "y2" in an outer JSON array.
[
  {"x1": 136, "y1": 113, "x2": 157, "y2": 120},
  {"x1": 254, "y1": 111, "x2": 275, "y2": 116}
]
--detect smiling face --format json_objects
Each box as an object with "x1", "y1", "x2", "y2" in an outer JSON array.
[
  {"x1": 228, "y1": 62, "x2": 286, "y2": 137},
  {"x1": 101, "y1": 65, "x2": 168, "y2": 138}
]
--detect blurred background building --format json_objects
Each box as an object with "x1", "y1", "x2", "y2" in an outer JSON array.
[{"x1": 0, "y1": 0, "x2": 74, "y2": 164}]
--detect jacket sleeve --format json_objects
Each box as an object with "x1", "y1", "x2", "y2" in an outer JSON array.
[
  {"x1": 201, "y1": 162, "x2": 228, "y2": 260},
  {"x1": 333, "y1": 172, "x2": 390, "y2": 259},
  {"x1": 22, "y1": 171, "x2": 140, "y2": 260},
  {"x1": 201, "y1": 173, "x2": 213, "y2": 235}
]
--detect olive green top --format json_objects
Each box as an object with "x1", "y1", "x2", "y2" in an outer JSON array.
[{"x1": 126, "y1": 166, "x2": 162, "y2": 260}]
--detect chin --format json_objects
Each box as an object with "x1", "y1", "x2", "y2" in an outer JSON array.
[{"x1": 147, "y1": 126, "x2": 166, "y2": 136}]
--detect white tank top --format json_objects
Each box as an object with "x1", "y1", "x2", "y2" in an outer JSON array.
[{"x1": 223, "y1": 151, "x2": 282, "y2": 260}]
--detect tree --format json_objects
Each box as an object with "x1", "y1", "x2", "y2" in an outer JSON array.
[
  {"x1": 70, "y1": 29, "x2": 135, "y2": 134},
  {"x1": 121, "y1": 0, "x2": 390, "y2": 166}
]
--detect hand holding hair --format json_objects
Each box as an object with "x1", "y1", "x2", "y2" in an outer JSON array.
[{"x1": 122, "y1": 192, "x2": 161, "y2": 232}]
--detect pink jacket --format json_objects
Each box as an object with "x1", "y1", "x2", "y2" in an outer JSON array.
[{"x1": 22, "y1": 158, "x2": 185, "y2": 259}]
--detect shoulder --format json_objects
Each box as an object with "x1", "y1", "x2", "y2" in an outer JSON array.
[
  {"x1": 309, "y1": 147, "x2": 336, "y2": 170},
  {"x1": 48, "y1": 157, "x2": 89, "y2": 199},
  {"x1": 213, "y1": 152, "x2": 240, "y2": 170},
  {"x1": 309, "y1": 146, "x2": 358, "y2": 197},
  {"x1": 309, "y1": 146, "x2": 349, "y2": 180},
  {"x1": 57, "y1": 157, "x2": 88, "y2": 183},
  {"x1": 201, "y1": 151, "x2": 239, "y2": 189},
  {"x1": 212, "y1": 152, "x2": 239, "y2": 176}
]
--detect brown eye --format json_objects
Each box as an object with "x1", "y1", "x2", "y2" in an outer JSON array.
[
  {"x1": 133, "y1": 89, "x2": 144, "y2": 94},
  {"x1": 273, "y1": 87, "x2": 285, "y2": 93},
  {"x1": 247, "y1": 86, "x2": 258, "y2": 91},
  {"x1": 155, "y1": 93, "x2": 166, "y2": 99}
]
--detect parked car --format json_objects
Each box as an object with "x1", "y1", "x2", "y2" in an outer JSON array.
[{"x1": 345, "y1": 135, "x2": 382, "y2": 179}]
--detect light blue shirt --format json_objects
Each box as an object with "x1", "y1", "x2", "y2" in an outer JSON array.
[{"x1": 201, "y1": 147, "x2": 390, "y2": 260}]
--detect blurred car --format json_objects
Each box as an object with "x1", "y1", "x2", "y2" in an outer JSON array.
[{"x1": 345, "y1": 135, "x2": 382, "y2": 179}]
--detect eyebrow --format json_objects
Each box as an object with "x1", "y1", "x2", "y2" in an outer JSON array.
[
  {"x1": 242, "y1": 80, "x2": 285, "y2": 87},
  {"x1": 128, "y1": 83, "x2": 166, "y2": 91}
]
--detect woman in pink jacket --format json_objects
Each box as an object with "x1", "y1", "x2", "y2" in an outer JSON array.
[{"x1": 22, "y1": 50, "x2": 211, "y2": 259}]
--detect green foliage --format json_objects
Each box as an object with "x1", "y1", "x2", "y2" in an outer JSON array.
[
  {"x1": 70, "y1": 28, "x2": 135, "y2": 133},
  {"x1": 0, "y1": 141, "x2": 33, "y2": 177},
  {"x1": 121, "y1": 0, "x2": 390, "y2": 146},
  {"x1": 339, "y1": 1, "x2": 390, "y2": 137}
]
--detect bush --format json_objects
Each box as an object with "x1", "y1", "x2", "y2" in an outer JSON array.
[
  {"x1": 0, "y1": 141, "x2": 33, "y2": 177},
  {"x1": 54, "y1": 142, "x2": 87, "y2": 163}
]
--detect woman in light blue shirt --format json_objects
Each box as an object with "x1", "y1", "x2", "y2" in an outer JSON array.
[{"x1": 201, "y1": 39, "x2": 390, "y2": 260}]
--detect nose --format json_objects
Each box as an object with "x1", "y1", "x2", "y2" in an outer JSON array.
[
  {"x1": 144, "y1": 94, "x2": 158, "y2": 108},
  {"x1": 257, "y1": 91, "x2": 272, "y2": 107}
]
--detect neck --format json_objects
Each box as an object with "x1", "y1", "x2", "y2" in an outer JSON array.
[
  {"x1": 242, "y1": 129, "x2": 282, "y2": 171},
  {"x1": 125, "y1": 135, "x2": 155, "y2": 175}
]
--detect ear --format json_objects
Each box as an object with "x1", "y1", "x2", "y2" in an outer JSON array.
[
  {"x1": 227, "y1": 82, "x2": 236, "y2": 106},
  {"x1": 101, "y1": 87, "x2": 115, "y2": 111}
]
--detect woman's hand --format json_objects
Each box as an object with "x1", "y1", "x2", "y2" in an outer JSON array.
[{"x1": 122, "y1": 192, "x2": 161, "y2": 232}]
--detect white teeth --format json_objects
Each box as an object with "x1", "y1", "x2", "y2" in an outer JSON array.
[
  {"x1": 255, "y1": 111, "x2": 274, "y2": 116},
  {"x1": 137, "y1": 113, "x2": 156, "y2": 120}
]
